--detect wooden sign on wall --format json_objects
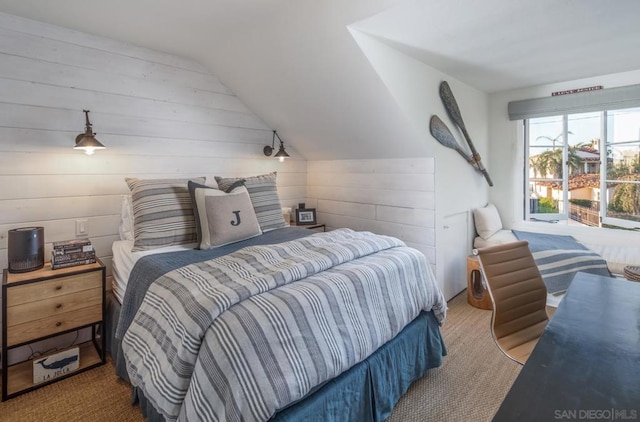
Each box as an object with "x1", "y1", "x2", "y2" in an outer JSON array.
[{"x1": 552, "y1": 86, "x2": 603, "y2": 96}]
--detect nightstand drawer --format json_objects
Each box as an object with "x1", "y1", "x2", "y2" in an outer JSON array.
[
  {"x1": 6, "y1": 287, "x2": 102, "y2": 327},
  {"x1": 6, "y1": 271, "x2": 102, "y2": 306},
  {"x1": 6, "y1": 303, "x2": 102, "y2": 347}
]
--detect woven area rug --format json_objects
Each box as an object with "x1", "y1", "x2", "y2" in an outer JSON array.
[{"x1": 387, "y1": 293, "x2": 524, "y2": 422}]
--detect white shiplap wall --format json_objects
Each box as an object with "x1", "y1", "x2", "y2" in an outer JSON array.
[
  {"x1": 306, "y1": 158, "x2": 436, "y2": 273},
  {"x1": 0, "y1": 13, "x2": 306, "y2": 285}
]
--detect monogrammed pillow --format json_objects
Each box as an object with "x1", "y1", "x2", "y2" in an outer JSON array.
[{"x1": 193, "y1": 185, "x2": 262, "y2": 249}]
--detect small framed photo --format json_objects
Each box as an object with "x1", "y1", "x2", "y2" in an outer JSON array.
[{"x1": 295, "y1": 208, "x2": 317, "y2": 225}]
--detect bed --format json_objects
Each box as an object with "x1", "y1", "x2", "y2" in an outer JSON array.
[
  {"x1": 109, "y1": 175, "x2": 447, "y2": 422},
  {"x1": 471, "y1": 204, "x2": 613, "y2": 306}
]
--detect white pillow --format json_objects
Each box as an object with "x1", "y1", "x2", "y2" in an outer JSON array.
[
  {"x1": 473, "y1": 203, "x2": 503, "y2": 240},
  {"x1": 119, "y1": 195, "x2": 134, "y2": 241}
]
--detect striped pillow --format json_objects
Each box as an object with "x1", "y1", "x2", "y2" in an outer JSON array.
[
  {"x1": 214, "y1": 172, "x2": 286, "y2": 232},
  {"x1": 126, "y1": 177, "x2": 205, "y2": 251}
]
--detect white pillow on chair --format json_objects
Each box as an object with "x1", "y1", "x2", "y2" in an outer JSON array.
[{"x1": 473, "y1": 203, "x2": 503, "y2": 240}]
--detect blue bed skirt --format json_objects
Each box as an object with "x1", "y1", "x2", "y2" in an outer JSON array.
[
  {"x1": 272, "y1": 310, "x2": 446, "y2": 421},
  {"x1": 107, "y1": 297, "x2": 446, "y2": 422}
]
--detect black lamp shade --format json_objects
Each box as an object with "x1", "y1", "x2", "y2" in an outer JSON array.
[
  {"x1": 264, "y1": 130, "x2": 289, "y2": 161},
  {"x1": 274, "y1": 145, "x2": 290, "y2": 159},
  {"x1": 74, "y1": 110, "x2": 106, "y2": 155}
]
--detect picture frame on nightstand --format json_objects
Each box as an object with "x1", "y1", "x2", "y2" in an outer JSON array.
[{"x1": 295, "y1": 208, "x2": 317, "y2": 225}]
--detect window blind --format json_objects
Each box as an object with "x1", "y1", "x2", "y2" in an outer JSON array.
[{"x1": 508, "y1": 84, "x2": 640, "y2": 120}]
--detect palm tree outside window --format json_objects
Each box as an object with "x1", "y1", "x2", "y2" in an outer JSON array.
[{"x1": 525, "y1": 109, "x2": 640, "y2": 229}]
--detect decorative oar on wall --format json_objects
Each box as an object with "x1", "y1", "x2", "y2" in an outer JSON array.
[
  {"x1": 429, "y1": 115, "x2": 474, "y2": 164},
  {"x1": 429, "y1": 81, "x2": 494, "y2": 187},
  {"x1": 429, "y1": 114, "x2": 492, "y2": 186}
]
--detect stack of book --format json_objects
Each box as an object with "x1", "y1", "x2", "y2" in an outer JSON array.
[{"x1": 51, "y1": 238, "x2": 96, "y2": 269}]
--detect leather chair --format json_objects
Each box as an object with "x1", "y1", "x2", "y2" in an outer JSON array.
[{"x1": 477, "y1": 240, "x2": 549, "y2": 364}]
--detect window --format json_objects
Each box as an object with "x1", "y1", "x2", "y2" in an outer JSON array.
[{"x1": 525, "y1": 107, "x2": 640, "y2": 229}]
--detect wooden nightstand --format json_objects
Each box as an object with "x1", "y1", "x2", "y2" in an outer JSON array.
[
  {"x1": 466, "y1": 255, "x2": 492, "y2": 310},
  {"x1": 2, "y1": 261, "x2": 106, "y2": 400},
  {"x1": 290, "y1": 222, "x2": 326, "y2": 232}
]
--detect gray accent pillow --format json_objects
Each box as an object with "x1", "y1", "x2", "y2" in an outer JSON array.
[
  {"x1": 214, "y1": 172, "x2": 286, "y2": 232},
  {"x1": 193, "y1": 185, "x2": 262, "y2": 249},
  {"x1": 188, "y1": 180, "x2": 218, "y2": 248},
  {"x1": 126, "y1": 177, "x2": 205, "y2": 251}
]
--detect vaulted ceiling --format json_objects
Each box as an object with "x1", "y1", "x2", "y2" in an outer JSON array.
[{"x1": 1, "y1": 0, "x2": 639, "y2": 160}]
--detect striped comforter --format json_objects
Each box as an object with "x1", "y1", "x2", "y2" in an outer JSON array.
[{"x1": 121, "y1": 228, "x2": 446, "y2": 422}]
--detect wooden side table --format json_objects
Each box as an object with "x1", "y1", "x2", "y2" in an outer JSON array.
[
  {"x1": 467, "y1": 255, "x2": 492, "y2": 310},
  {"x1": 289, "y1": 222, "x2": 326, "y2": 232},
  {"x1": 2, "y1": 261, "x2": 106, "y2": 400}
]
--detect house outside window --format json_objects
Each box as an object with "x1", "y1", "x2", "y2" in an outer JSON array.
[{"x1": 525, "y1": 107, "x2": 640, "y2": 229}]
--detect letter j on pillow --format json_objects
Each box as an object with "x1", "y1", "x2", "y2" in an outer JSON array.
[{"x1": 193, "y1": 185, "x2": 262, "y2": 249}]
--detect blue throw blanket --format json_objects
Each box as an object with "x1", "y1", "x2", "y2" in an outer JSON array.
[{"x1": 512, "y1": 230, "x2": 611, "y2": 294}]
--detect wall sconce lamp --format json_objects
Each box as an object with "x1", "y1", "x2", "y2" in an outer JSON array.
[
  {"x1": 263, "y1": 130, "x2": 290, "y2": 162},
  {"x1": 74, "y1": 110, "x2": 106, "y2": 155}
]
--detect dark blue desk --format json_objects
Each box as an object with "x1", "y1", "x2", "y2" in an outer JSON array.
[{"x1": 493, "y1": 273, "x2": 640, "y2": 421}]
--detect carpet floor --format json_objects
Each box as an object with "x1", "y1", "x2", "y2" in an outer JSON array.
[{"x1": 0, "y1": 291, "x2": 545, "y2": 421}]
